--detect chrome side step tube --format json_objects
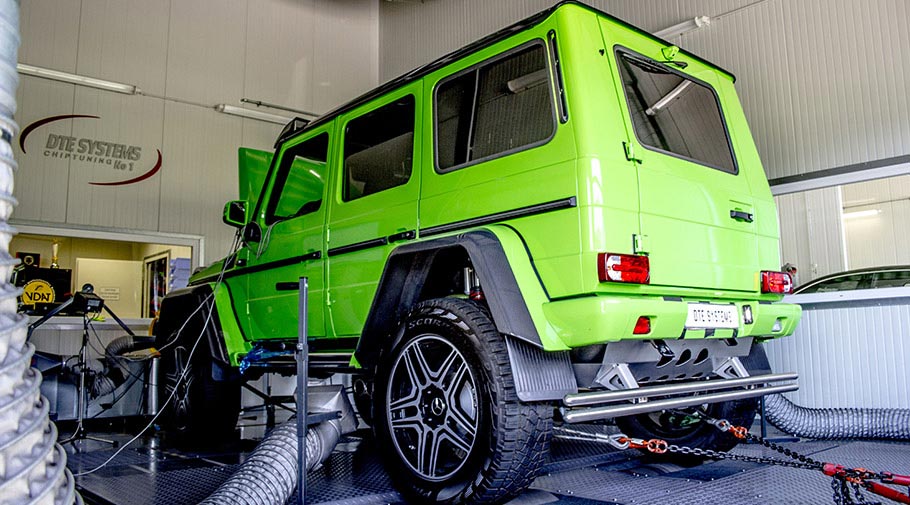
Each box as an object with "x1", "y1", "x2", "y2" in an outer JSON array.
[
  {"x1": 561, "y1": 372, "x2": 798, "y2": 424},
  {"x1": 564, "y1": 372, "x2": 798, "y2": 407}
]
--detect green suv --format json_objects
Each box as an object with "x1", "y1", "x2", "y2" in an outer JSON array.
[{"x1": 155, "y1": 2, "x2": 801, "y2": 502}]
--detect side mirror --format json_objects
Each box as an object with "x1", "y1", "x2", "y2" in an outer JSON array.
[{"x1": 223, "y1": 200, "x2": 248, "y2": 228}]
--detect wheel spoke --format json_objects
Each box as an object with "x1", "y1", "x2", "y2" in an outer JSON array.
[
  {"x1": 403, "y1": 345, "x2": 430, "y2": 388},
  {"x1": 420, "y1": 428, "x2": 442, "y2": 477},
  {"x1": 440, "y1": 424, "x2": 473, "y2": 454},
  {"x1": 446, "y1": 404, "x2": 477, "y2": 441},
  {"x1": 390, "y1": 410, "x2": 424, "y2": 431},
  {"x1": 389, "y1": 393, "x2": 419, "y2": 412},
  {"x1": 429, "y1": 348, "x2": 459, "y2": 385}
]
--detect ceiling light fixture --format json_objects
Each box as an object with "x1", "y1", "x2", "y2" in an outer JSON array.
[
  {"x1": 214, "y1": 104, "x2": 292, "y2": 125},
  {"x1": 653, "y1": 16, "x2": 711, "y2": 39},
  {"x1": 842, "y1": 209, "x2": 882, "y2": 219},
  {"x1": 17, "y1": 63, "x2": 141, "y2": 95}
]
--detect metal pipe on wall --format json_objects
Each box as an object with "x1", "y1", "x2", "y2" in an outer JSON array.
[{"x1": 0, "y1": 1, "x2": 80, "y2": 502}]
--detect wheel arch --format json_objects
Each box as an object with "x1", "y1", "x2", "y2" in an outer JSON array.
[
  {"x1": 355, "y1": 228, "x2": 576, "y2": 401},
  {"x1": 155, "y1": 284, "x2": 234, "y2": 377}
]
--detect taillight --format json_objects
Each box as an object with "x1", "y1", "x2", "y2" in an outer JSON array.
[
  {"x1": 598, "y1": 253, "x2": 650, "y2": 284},
  {"x1": 761, "y1": 271, "x2": 793, "y2": 294},
  {"x1": 633, "y1": 316, "x2": 651, "y2": 335}
]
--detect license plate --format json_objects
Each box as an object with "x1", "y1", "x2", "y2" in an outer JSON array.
[{"x1": 685, "y1": 303, "x2": 739, "y2": 329}]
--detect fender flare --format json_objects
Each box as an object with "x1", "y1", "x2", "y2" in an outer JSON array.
[
  {"x1": 355, "y1": 229, "x2": 576, "y2": 401},
  {"x1": 155, "y1": 284, "x2": 233, "y2": 374}
]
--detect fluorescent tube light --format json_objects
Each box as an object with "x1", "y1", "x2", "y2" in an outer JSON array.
[
  {"x1": 17, "y1": 63, "x2": 140, "y2": 95},
  {"x1": 215, "y1": 104, "x2": 291, "y2": 125},
  {"x1": 654, "y1": 16, "x2": 711, "y2": 38},
  {"x1": 842, "y1": 209, "x2": 882, "y2": 219}
]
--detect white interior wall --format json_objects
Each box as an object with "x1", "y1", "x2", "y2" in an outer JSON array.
[
  {"x1": 774, "y1": 188, "x2": 846, "y2": 283},
  {"x1": 13, "y1": 0, "x2": 379, "y2": 264},
  {"x1": 379, "y1": 0, "x2": 910, "y2": 181}
]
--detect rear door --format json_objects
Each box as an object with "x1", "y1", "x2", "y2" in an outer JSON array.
[
  {"x1": 603, "y1": 32, "x2": 760, "y2": 293},
  {"x1": 325, "y1": 86, "x2": 421, "y2": 337}
]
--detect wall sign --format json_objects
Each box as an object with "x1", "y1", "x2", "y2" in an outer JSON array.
[{"x1": 19, "y1": 114, "x2": 163, "y2": 186}]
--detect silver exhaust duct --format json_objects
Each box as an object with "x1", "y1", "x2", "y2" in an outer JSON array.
[
  {"x1": 201, "y1": 385, "x2": 357, "y2": 505},
  {"x1": 763, "y1": 393, "x2": 910, "y2": 441},
  {"x1": 0, "y1": 1, "x2": 80, "y2": 503}
]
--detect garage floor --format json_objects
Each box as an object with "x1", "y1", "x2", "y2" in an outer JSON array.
[{"x1": 65, "y1": 424, "x2": 910, "y2": 505}]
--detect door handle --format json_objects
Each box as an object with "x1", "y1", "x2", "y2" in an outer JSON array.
[{"x1": 730, "y1": 210, "x2": 754, "y2": 223}]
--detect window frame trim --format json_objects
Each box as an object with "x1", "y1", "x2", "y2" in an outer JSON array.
[
  {"x1": 432, "y1": 39, "x2": 559, "y2": 174},
  {"x1": 614, "y1": 45, "x2": 740, "y2": 176},
  {"x1": 264, "y1": 130, "x2": 331, "y2": 226},
  {"x1": 340, "y1": 93, "x2": 417, "y2": 203}
]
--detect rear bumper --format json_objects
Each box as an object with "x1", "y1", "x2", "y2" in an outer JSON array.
[{"x1": 541, "y1": 294, "x2": 801, "y2": 349}]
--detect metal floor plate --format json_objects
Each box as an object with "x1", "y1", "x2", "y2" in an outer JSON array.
[{"x1": 68, "y1": 431, "x2": 910, "y2": 505}]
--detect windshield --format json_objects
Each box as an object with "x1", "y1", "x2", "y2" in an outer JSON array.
[{"x1": 616, "y1": 49, "x2": 737, "y2": 173}]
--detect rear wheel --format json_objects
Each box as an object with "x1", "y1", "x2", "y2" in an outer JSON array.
[{"x1": 375, "y1": 298, "x2": 552, "y2": 504}]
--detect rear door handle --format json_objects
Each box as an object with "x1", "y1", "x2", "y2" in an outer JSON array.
[{"x1": 730, "y1": 210, "x2": 754, "y2": 223}]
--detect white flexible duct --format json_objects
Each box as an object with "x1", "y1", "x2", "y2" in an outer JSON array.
[{"x1": 0, "y1": 1, "x2": 79, "y2": 503}]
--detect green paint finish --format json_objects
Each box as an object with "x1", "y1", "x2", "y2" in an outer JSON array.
[
  {"x1": 212, "y1": 282, "x2": 252, "y2": 367},
  {"x1": 183, "y1": 2, "x2": 799, "y2": 370}
]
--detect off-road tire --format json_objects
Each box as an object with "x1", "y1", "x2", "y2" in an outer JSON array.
[
  {"x1": 616, "y1": 343, "x2": 769, "y2": 462},
  {"x1": 374, "y1": 298, "x2": 553, "y2": 504},
  {"x1": 615, "y1": 397, "x2": 759, "y2": 462}
]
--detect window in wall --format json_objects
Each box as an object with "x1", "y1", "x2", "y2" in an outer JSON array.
[
  {"x1": 267, "y1": 133, "x2": 329, "y2": 224},
  {"x1": 343, "y1": 96, "x2": 415, "y2": 201},
  {"x1": 616, "y1": 49, "x2": 736, "y2": 174},
  {"x1": 435, "y1": 43, "x2": 555, "y2": 171}
]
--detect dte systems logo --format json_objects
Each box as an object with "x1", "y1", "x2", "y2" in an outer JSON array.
[{"x1": 19, "y1": 114, "x2": 162, "y2": 186}]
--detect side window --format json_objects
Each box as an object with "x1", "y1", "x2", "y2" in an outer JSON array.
[
  {"x1": 872, "y1": 270, "x2": 910, "y2": 289},
  {"x1": 616, "y1": 49, "x2": 737, "y2": 174},
  {"x1": 800, "y1": 273, "x2": 868, "y2": 293},
  {"x1": 267, "y1": 132, "x2": 329, "y2": 224},
  {"x1": 435, "y1": 43, "x2": 555, "y2": 171},
  {"x1": 343, "y1": 96, "x2": 415, "y2": 201}
]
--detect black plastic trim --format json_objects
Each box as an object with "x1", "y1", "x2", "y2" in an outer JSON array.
[
  {"x1": 327, "y1": 237, "x2": 389, "y2": 257},
  {"x1": 388, "y1": 229, "x2": 417, "y2": 243},
  {"x1": 548, "y1": 30, "x2": 569, "y2": 123},
  {"x1": 355, "y1": 230, "x2": 545, "y2": 368},
  {"x1": 421, "y1": 196, "x2": 577, "y2": 237},
  {"x1": 193, "y1": 251, "x2": 322, "y2": 284}
]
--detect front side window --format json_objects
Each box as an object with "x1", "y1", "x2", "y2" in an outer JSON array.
[
  {"x1": 343, "y1": 96, "x2": 415, "y2": 201},
  {"x1": 616, "y1": 49, "x2": 737, "y2": 173},
  {"x1": 267, "y1": 132, "x2": 329, "y2": 224},
  {"x1": 435, "y1": 43, "x2": 555, "y2": 171}
]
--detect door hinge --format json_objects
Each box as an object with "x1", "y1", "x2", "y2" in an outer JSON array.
[
  {"x1": 633, "y1": 234, "x2": 649, "y2": 255},
  {"x1": 623, "y1": 142, "x2": 642, "y2": 164}
]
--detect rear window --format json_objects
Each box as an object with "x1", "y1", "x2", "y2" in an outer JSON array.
[
  {"x1": 435, "y1": 42, "x2": 555, "y2": 171},
  {"x1": 616, "y1": 49, "x2": 737, "y2": 174}
]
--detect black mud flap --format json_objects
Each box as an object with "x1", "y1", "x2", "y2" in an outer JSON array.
[{"x1": 505, "y1": 336, "x2": 577, "y2": 402}]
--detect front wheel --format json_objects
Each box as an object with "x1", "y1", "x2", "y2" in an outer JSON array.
[
  {"x1": 374, "y1": 298, "x2": 552, "y2": 504},
  {"x1": 158, "y1": 341, "x2": 240, "y2": 446},
  {"x1": 615, "y1": 397, "x2": 759, "y2": 462}
]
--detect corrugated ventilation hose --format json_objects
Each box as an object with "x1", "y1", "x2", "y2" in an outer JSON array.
[
  {"x1": 764, "y1": 393, "x2": 910, "y2": 440},
  {"x1": 199, "y1": 418, "x2": 343, "y2": 505},
  {"x1": 0, "y1": 1, "x2": 80, "y2": 502}
]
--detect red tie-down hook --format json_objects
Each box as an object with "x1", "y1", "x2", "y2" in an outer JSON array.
[{"x1": 823, "y1": 463, "x2": 910, "y2": 504}]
